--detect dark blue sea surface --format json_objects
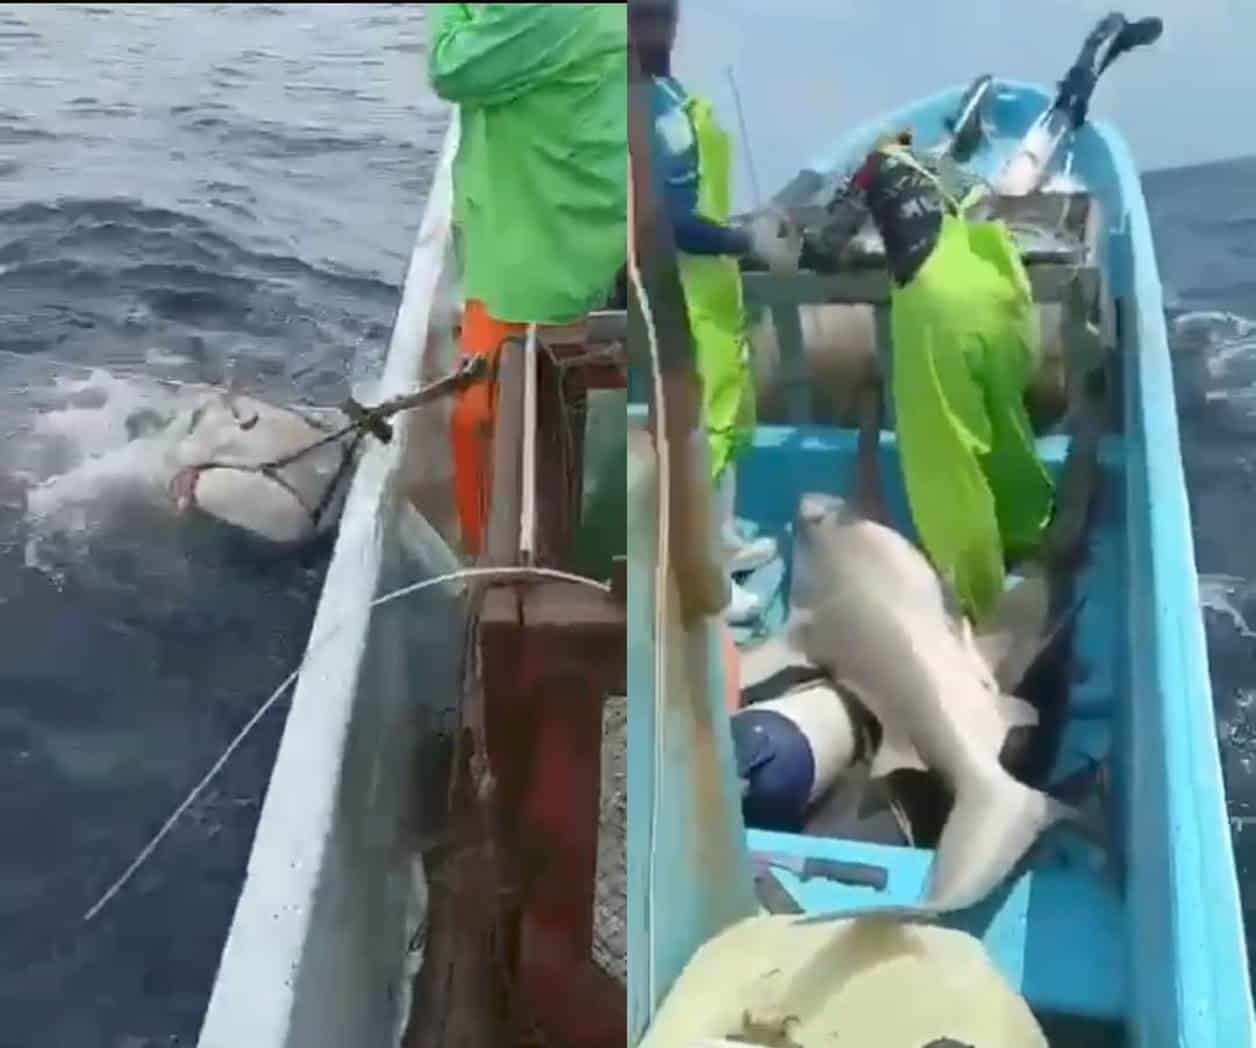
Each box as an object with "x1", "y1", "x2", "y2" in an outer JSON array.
[
  {"x1": 1151, "y1": 156, "x2": 1256, "y2": 980},
  {"x1": 0, "y1": 5, "x2": 441, "y2": 1045}
]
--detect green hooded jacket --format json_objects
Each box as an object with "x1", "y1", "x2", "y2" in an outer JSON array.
[{"x1": 429, "y1": 4, "x2": 627, "y2": 324}]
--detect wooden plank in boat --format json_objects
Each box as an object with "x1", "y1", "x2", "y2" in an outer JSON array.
[{"x1": 743, "y1": 263, "x2": 1099, "y2": 308}]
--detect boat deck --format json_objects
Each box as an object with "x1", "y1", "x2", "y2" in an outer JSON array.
[
  {"x1": 732, "y1": 193, "x2": 1126, "y2": 1028},
  {"x1": 729, "y1": 419, "x2": 1127, "y2": 1033},
  {"x1": 631, "y1": 80, "x2": 1253, "y2": 1048}
]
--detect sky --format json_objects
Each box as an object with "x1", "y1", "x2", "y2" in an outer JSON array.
[{"x1": 673, "y1": 0, "x2": 1252, "y2": 211}]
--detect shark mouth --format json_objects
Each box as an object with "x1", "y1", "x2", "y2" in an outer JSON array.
[{"x1": 169, "y1": 466, "x2": 200, "y2": 515}]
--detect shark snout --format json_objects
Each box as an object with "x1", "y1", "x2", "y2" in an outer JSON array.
[
  {"x1": 169, "y1": 466, "x2": 199, "y2": 515},
  {"x1": 797, "y1": 492, "x2": 845, "y2": 527}
]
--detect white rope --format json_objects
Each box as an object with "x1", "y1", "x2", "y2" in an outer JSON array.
[
  {"x1": 81, "y1": 564, "x2": 609, "y2": 924},
  {"x1": 626, "y1": 151, "x2": 670, "y2": 1020},
  {"x1": 520, "y1": 324, "x2": 539, "y2": 564},
  {"x1": 724, "y1": 65, "x2": 762, "y2": 212}
]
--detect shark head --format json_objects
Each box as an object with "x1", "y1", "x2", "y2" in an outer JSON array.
[
  {"x1": 796, "y1": 491, "x2": 849, "y2": 527},
  {"x1": 790, "y1": 493, "x2": 856, "y2": 612},
  {"x1": 793, "y1": 492, "x2": 859, "y2": 552}
]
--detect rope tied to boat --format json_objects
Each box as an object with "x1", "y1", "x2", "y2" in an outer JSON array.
[
  {"x1": 171, "y1": 353, "x2": 490, "y2": 532},
  {"x1": 81, "y1": 565, "x2": 612, "y2": 925}
]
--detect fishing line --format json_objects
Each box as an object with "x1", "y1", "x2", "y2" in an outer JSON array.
[
  {"x1": 725, "y1": 65, "x2": 762, "y2": 212},
  {"x1": 81, "y1": 565, "x2": 611, "y2": 924}
]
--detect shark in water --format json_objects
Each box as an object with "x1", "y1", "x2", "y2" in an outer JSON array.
[{"x1": 165, "y1": 391, "x2": 355, "y2": 547}]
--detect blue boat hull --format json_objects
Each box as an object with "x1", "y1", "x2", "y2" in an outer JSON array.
[{"x1": 629, "y1": 80, "x2": 1254, "y2": 1045}]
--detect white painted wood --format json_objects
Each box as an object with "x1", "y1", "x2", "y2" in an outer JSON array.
[{"x1": 197, "y1": 111, "x2": 462, "y2": 1048}]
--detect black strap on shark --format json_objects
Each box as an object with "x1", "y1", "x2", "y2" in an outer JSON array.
[
  {"x1": 1053, "y1": 12, "x2": 1163, "y2": 128},
  {"x1": 176, "y1": 354, "x2": 491, "y2": 530},
  {"x1": 740, "y1": 669, "x2": 878, "y2": 769},
  {"x1": 740, "y1": 661, "x2": 830, "y2": 709}
]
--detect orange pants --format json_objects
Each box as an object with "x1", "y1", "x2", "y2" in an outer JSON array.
[{"x1": 452, "y1": 299, "x2": 526, "y2": 557}]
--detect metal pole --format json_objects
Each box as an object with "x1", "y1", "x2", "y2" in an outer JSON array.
[{"x1": 725, "y1": 64, "x2": 762, "y2": 210}]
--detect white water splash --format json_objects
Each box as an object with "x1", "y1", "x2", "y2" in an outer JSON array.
[
  {"x1": 1221, "y1": 689, "x2": 1256, "y2": 824},
  {"x1": 1199, "y1": 573, "x2": 1256, "y2": 639},
  {"x1": 16, "y1": 369, "x2": 201, "y2": 527},
  {"x1": 1172, "y1": 311, "x2": 1256, "y2": 378},
  {"x1": 3, "y1": 359, "x2": 355, "y2": 574}
]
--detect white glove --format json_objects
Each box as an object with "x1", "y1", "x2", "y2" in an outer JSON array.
[{"x1": 745, "y1": 208, "x2": 802, "y2": 273}]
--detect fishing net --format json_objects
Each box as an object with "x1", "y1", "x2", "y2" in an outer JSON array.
[
  {"x1": 593, "y1": 692, "x2": 628, "y2": 987},
  {"x1": 397, "y1": 200, "x2": 627, "y2": 1048}
]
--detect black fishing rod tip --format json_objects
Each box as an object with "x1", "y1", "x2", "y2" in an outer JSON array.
[{"x1": 1133, "y1": 16, "x2": 1164, "y2": 43}]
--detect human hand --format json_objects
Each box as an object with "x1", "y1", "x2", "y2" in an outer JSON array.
[{"x1": 744, "y1": 208, "x2": 802, "y2": 274}]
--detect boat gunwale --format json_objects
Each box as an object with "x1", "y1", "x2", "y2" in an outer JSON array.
[
  {"x1": 196, "y1": 110, "x2": 461, "y2": 1048},
  {"x1": 651, "y1": 77, "x2": 1255, "y2": 1045}
]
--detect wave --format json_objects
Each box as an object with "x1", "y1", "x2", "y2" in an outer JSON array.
[
  {"x1": 3, "y1": 198, "x2": 397, "y2": 290},
  {"x1": 1170, "y1": 310, "x2": 1256, "y2": 439},
  {"x1": 169, "y1": 101, "x2": 422, "y2": 161},
  {"x1": 1199, "y1": 573, "x2": 1256, "y2": 640},
  {"x1": 0, "y1": 360, "x2": 351, "y2": 590}
]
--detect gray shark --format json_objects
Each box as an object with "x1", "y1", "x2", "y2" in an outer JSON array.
[
  {"x1": 783, "y1": 490, "x2": 1076, "y2": 918},
  {"x1": 166, "y1": 393, "x2": 353, "y2": 546}
]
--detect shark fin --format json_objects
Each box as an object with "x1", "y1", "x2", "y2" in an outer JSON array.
[
  {"x1": 919, "y1": 772, "x2": 1067, "y2": 914},
  {"x1": 975, "y1": 571, "x2": 1051, "y2": 690},
  {"x1": 997, "y1": 693, "x2": 1039, "y2": 730},
  {"x1": 983, "y1": 575, "x2": 1088, "y2": 695},
  {"x1": 973, "y1": 628, "x2": 1014, "y2": 682}
]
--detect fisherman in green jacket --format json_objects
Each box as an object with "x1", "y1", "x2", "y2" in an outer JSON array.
[
  {"x1": 428, "y1": 4, "x2": 626, "y2": 556},
  {"x1": 830, "y1": 138, "x2": 1055, "y2": 623}
]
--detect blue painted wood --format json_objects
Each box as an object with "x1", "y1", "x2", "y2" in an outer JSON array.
[
  {"x1": 632, "y1": 80, "x2": 1255, "y2": 1047},
  {"x1": 745, "y1": 827, "x2": 1126, "y2": 1021},
  {"x1": 627, "y1": 422, "x2": 757, "y2": 1044}
]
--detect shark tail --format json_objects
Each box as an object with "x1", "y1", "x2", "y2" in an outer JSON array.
[
  {"x1": 794, "y1": 767, "x2": 1068, "y2": 926},
  {"x1": 920, "y1": 769, "x2": 1068, "y2": 913}
]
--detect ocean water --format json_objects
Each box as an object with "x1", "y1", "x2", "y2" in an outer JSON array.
[
  {"x1": 0, "y1": 5, "x2": 441, "y2": 1045},
  {"x1": 1150, "y1": 156, "x2": 1256, "y2": 974}
]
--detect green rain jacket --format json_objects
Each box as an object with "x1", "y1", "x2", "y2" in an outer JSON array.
[
  {"x1": 428, "y1": 4, "x2": 627, "y2": 324},
  {"x1": 876, "y1": 147, "x2": 1054, "y2": 623}
]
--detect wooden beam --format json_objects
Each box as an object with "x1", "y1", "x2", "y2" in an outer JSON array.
[
  {"x1": 483, "y1": 336, "x2": 526, "y2": 566},
  {"x1": 769, "y1": 303, "x2": 810, "y2": 425},
  {"x1": 743, "y1": 264, "x2": 1100, "y2": 308}
]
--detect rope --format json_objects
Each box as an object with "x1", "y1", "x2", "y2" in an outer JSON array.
[
  {"x1": 81, "y1": 565, "x2": 611, "y2": 924},
  {"x1": 177, "y1": 354, "x2": 488, "y2": 531},
  {"x1": 626, "y1": 145, "x2": 671, "y2": 1019},
  {"x1": 536, "y1": 337, "x2": 596, "y2": 554}
]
